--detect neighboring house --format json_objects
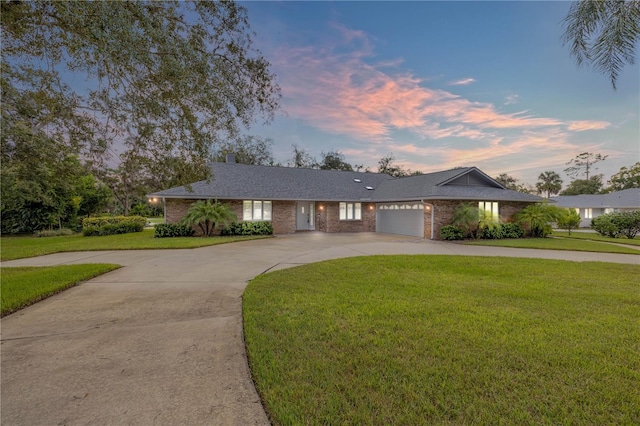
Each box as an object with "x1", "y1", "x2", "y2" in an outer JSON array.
[
  {"x1": 551, "y1": 188, "x2": 640, "y2": 227},
  {"x1": 148, "y1": 156, "x2": 542, "y2": 239}
]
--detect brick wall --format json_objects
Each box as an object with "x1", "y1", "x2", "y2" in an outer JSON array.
[
  {"x1": 428, "y1": 200, "x2": 532, "y2": 239},
  {"x1": 165, "y1": 198, "x2": 297, "y2": 235},
  {"x1": 316, "y1": 202, "x2": 376, "y2": 233},
  {"x1": 273, "y1": 201, "x2": 296, "y2": 234},
  {"x1": 166, "y1": 197, "x2": 532, "y2": 239}
]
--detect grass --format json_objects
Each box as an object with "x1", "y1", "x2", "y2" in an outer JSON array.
[
  {"x1": 552, "y1": 230, "x2": 640, "y2": 246},
  {"x1": 464, "y1": 236, "x2": 640, "y2": 254},
  {"x1": 0, "y1": 229, "x2": 271, "y2": 261},
  {"x1": 1, "y1": 264, "x2": 121, "y2": 316},
  {"x1": 244, "y1": 256, "x2": 640, "y2": 425}
]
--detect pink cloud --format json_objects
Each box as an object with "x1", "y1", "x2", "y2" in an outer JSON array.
[
  {"x1": 449, "y1": 78, "x2": 476, "y2": 86},
  {"x1": 567, "y1": 121, "x2": 611, "y2": 131},
  {"x1": 270, "y1": 25, "x2": 613, "y2": 167}
]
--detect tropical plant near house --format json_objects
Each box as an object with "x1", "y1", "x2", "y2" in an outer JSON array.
[
  {"x1": 536, "y1": 171, "x2": 563, "y2": 198},
  {"x1": 180, "y1": 200, "x2": 237, "y2": 237},
  {"x1": 556, "y1": 208, "x2": 582, "y2": 235},
  {"x1": 515, "y1": 203, "x2": 563, "y2": 238},
  {"x1": 451, "y1": 203, "x2": 480, "y2": 239}
]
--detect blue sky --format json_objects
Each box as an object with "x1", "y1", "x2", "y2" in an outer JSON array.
[{"x1": 241, "y1": 1, "x2": 639, "y2": 187}]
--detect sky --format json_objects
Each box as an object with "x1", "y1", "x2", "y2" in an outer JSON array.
[{"x1": 240, "y1": 1, "x2": 639, "y2": 188}]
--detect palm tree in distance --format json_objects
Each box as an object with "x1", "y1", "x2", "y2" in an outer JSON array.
[{"x1": 536, "y1": 171, "x2": 563, "y2": 198}]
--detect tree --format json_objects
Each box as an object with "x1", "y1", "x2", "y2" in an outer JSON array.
[
  {"x1": 607, "y1": 162, "x2": 640, "y2": 191},
  {"x1": 289, "y1": 145, "x2": 316, "y2": 168},
  {"x1": 495, "y1": 173, "x2": 518, "y2": 189},
  {"x1": 377, "y1": 154, "x2": 419, "y2": 177},
  {"x1": 212, "y1": 136, "x2": 276, "y2": 165},
  {"x1": 0, "y1": 91, "x2": 110, "y2": 233},
  {"x1": 495, "y1": 173, "x2": 532, "y2": 193},
  {"x1": 451, "y1": 203, "x2": 480, "y2": 239},
  {"x1": 318, "y1": 150, "x2": 353, "y2": 171},
  {"x1": 556, "y1": 208, "x2": 582, "y2": 235},
  {"x1": 560, "y1": 175, "x2": 604, "y2": 195},
  {"x1": 564, "y1": 152, "x2": 608, "y2": 180},
  {"x1": 2, "y1": 1, "x2": 281, "y2": 187},
  {"x1": 562, "y1": 0, "x2": 640, "y2": 89},
  {"x1": 179, "y1": 200, "x2": 237, "y2": 237},
  {"x1": 515, "y1": 203, "x2": 563, "y2": 238},
  {"x1": 536, "y1": 171, "x2": 563, "y2": 198}
]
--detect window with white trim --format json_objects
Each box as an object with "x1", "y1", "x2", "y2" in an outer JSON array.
[
  {"x1": 243, "y1": 200, "x2": 272, "y2": 221},
  {"x1": 339, "y1": 202, "x2": 361, "y2": 220},
  {"x1": 584, "y1": 208, "x2": 592, "y2": 219},
  {"x1": 478, "y1": 201, "x2": 499, "y2": 221}
]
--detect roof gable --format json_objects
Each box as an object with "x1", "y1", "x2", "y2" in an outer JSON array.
[{"x1": 438, "y1": 167, "x2": 505, "y2": 189}]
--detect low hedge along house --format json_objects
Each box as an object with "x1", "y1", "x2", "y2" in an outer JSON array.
[{"x1": 149, "y1": 157, "x2": 542, "y2": 239}]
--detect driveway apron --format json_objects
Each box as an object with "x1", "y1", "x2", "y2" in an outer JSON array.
[{"x1": 1, "y1": 233, "x2": 638, "y2": 425}]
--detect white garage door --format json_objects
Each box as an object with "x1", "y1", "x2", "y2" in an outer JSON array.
[{"x1": 376, "y1": 203, "x2": 424, "y2": 237}]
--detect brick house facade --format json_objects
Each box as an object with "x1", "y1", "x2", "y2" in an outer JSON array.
[{"x1": 152, "y1": 161, "x2": 542, "y2": 240}]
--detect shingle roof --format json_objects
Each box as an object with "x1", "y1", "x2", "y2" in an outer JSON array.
[
  {"x1": 151, "y1": 162, "x2": 393, "y2": 201},
  {"x1": 149, "y1": 162, "x2": 543, "y2": 203},
  {"x1": 551, "y1": 188, "x2": 640, "y2": 209}
]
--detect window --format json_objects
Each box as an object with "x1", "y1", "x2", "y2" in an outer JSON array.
[
  {"x1": 584, "y1": 208, "x2": 592, "y2": 219},
  {"x1": 243, "y1": 200, "x2": 272, "y2": 221},
  {"x1": 339, "y1": 202, "x2": 361, "y2": 220},
  {"x1": 478, "y1": 201, "x2": 499, "y2": 221}
]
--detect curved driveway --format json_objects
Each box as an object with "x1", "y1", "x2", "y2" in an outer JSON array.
[{"x1": 1, "y1": 233, "x2": 638, "y2": 425}]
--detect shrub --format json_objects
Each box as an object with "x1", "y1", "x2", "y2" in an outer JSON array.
[
  {"x1": 613, "y1": 211, "x2": 640, "y2": 239},
  {"x1": 500, "y1": 223, "x2": 525, "y2": 239},
  {"x1": 82, "y1": 216, "x2": 146, "y2": 236},
  {"x1": 33, "y1": 228, "x2": 75, "y2": 237},
  {"x1": 154, "y1": 223, "x2": 195, "y2": 238},
  {"x1": 479, "y1": 225, "x2": 504, "y2": 240},
  {"x1": 221, "y1": 221, "x2": 274, "y2": 236},
  {"x1": 129, "y1": 203, "x2": 152, "y2": 217},
  {"x1": 440, "y1": 225, "x2": 464, "y2": 240},
  {"x1": 591, "y1": 214, "x2": 619, "y2": 237},
  {"x1": 592, "y1": 211, "x2": 640, "y2": 239}
]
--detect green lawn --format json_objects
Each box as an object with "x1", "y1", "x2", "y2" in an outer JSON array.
[
  {"x1": 552, "y1": 230, "x2": 640, "y2": 246},
  {"x1": 1, "y1": 229, "x2": 271, "y2": 261},
  {"x1": 1, "y1": 264, "x2": 121, "y2": 316},
  {"x1": 464, "y1": 236, "x2": 640, "y2": 254},
  {"x1": 244, "y1": 256, "x2": 640, "y2": 425}
]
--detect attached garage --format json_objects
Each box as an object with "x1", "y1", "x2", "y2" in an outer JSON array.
[{"x1": 376, "y1": 202, "x2": 425, "y2": 237}]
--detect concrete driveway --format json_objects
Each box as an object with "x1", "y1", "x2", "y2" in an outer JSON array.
[{"x1": 1, "y1": 233, "x2": 638, "y2": 425}]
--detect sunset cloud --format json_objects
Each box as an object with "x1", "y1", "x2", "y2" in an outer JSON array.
[
  {"x1": 265, "y1": 24, "x2": 618, "y2": 182},
  {"x1": 449, "y1": 78, "x2": 476, "y2": 86},
  {"x1": 504, "y1": 94, "x2": 519, "y2": 105},
  {"x1": 567, "y1": 120, "x2": 611, "y2": 131}
]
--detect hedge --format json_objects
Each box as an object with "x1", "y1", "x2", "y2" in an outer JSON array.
[
  {"x1": 82, "y1": 216, "x2": 146, "y2": 236},
  {"x1": 221, "y1": 221, "x2": 273, "y2": 236},
  {"x1": 154, "y1": 223, "x2": 195, "y2": 238},
  {"x1": 591, "y1": 211, "x2": 640, "y2": 239}
]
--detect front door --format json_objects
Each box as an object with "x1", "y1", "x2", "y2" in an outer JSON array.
[{"x1": 296, "y1": 202, "x2": 315, "y2": 231}]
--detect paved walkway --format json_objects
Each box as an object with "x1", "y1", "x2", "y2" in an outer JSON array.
[{"x1": 1, "y1": 233, "x2": 638, "y2": 425}]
